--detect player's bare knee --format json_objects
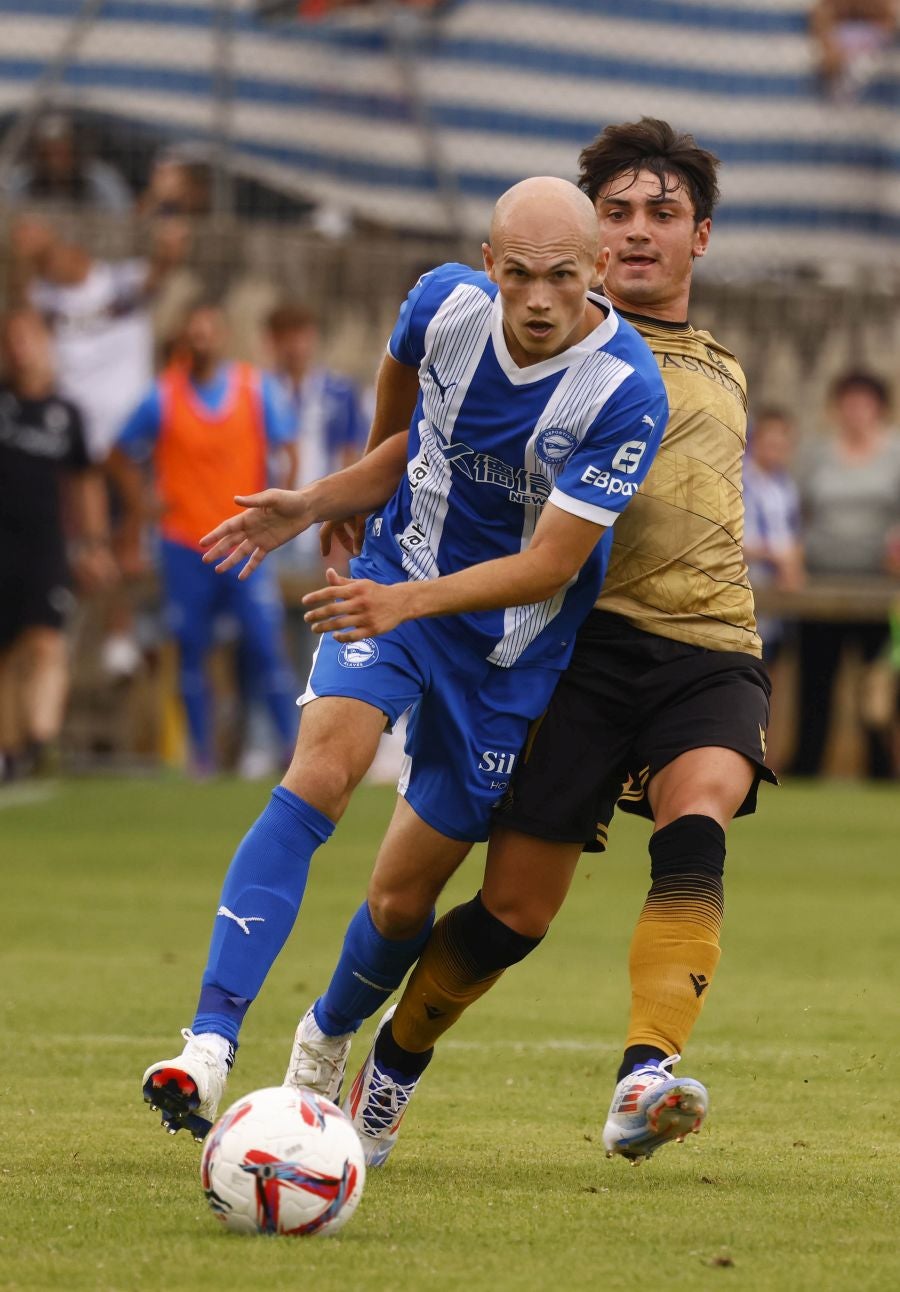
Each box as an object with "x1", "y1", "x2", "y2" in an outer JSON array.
[
  {"x1": 282, "y1": 743, "x2": 366, "y2": 820},
  {"x1": 652, "y1": 753, "x2": 754, "y2": 831},
  {"x1": 480, "y1": 892, "x2": 550, "y2": 941},
  {"x1": 655, "y1": 777, "x2": 747, "y2": 831},
  {"x1": 366, "y1": 886, "x2": 433, "y2": 940}
]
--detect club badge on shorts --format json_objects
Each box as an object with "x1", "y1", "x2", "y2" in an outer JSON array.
[{"x1": 337, "y1": 639, "x2": 380, "y2": 668}]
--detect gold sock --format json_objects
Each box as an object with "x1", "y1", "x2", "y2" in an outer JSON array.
[
  {"x1": 391, "y1": 914, "x2": 504, "y2": 1053},
  {"x1": 625, "y1": 870, "x2": 723, "y2": 1056},
  {"x1": 391, "y1": 894, "x2": 541, "y2": 1053}
]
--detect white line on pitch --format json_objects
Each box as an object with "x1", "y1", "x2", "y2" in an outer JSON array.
[{"x1": 0, "y1": 782, "x2": 58, "y2": 810}]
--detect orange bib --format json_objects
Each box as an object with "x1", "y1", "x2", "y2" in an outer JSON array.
[{"x1": 156, "y1": 363, "x2": 267, "y2": 549}]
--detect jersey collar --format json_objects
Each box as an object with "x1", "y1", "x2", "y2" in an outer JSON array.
[
  {"x1": 490, "y1": 290, "x2": 619, "y2": 386},
  {"x1": 617, "y1": 308, "x2": 692, "y2": 333}
]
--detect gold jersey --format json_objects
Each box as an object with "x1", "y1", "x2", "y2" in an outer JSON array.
[{"x1": 596, "y1": 311, "x2": 761, "y2": 656}]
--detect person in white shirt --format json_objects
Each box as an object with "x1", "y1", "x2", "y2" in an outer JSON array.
[
  {"x1": 742, "y1": 407, "x2": 804, "y2": 662},
  {"x1": 266, "y1": 302, "x2": 367, "y2": 569},
  {"x1": 13, "y1": 215, "x2": 186, "y2": 462}
]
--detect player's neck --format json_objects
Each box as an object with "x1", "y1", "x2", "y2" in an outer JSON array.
[{"x1": 604, "y1": 286, "x2": 691, "y2": 325}]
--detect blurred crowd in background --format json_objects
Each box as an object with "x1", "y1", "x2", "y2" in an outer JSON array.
[
  {"x1": 1, "y1": 0, "x2": 899, "y2": 789},
  {"x1": 0, "y1": 132, "x2": 385, "y2": 783}
]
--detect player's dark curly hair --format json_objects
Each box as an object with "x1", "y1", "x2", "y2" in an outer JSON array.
[{"x1": 578, "y1": 118, "x2": 721, "y2": 224}]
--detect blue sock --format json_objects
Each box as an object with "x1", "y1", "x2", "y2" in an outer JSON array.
[
  {"x1": 314, "y1": 901, "x2": 435, "y2": 1036},
  {"x1": 193, "y1": 786, "x2": 334, "y2": 1046}
]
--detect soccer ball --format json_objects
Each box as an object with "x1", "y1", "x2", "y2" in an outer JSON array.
[{"x1": 200, "y1": 1086, "x2": 365, "y2": 1236}]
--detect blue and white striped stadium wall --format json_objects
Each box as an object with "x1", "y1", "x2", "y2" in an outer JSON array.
[{"x1": 1, "y1": 0, "x2": 898, "y2": 274}]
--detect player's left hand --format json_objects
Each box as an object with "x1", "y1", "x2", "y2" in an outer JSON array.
[{"x1": 302, "y1": 568, "x2": 407, "y2": 641}]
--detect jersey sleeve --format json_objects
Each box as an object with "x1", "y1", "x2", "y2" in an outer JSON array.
[
  {"x1": 115, "y1": 384, "x2": 164, "y2": 460},
  {"x1": 548, "y1": 373, "x2": 668, "y2": 527},
  {"x1": 387, "y1": 263, "x2": 476, "y2": 368},
  {"x1": 260, "y1": 373, "x2": 298, "y2": 447}
]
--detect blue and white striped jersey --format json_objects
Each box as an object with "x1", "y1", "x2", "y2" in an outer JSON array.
[{"x1": 357, "y1": 263, "x2": 668, "y2": 669}]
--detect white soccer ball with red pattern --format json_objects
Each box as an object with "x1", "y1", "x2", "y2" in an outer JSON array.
[{"x1": 200, "y1": 1086, "x2": 365, "y2": 1236}]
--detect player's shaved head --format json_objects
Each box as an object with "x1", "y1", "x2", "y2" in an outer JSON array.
[
  {"x1": 490, "y1": 176, "x2": 600, "y2": 258},
  {"x1": 482, "y1": 177, "x2": 609, "y2": 368}
]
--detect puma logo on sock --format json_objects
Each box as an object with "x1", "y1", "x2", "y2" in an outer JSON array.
[{"x1": 217, "y1": 905, "x2": 265, "y2": 936}]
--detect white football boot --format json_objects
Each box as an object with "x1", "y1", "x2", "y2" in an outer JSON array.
[
  {"x1": 342, "y1": 1005, "x2": 421, "y2": 1168},
  {"x1": 602, "y1": 1054, "x2": 708, "y2": 1164},
  {"x1": 142, "y1": 1029, "x2": 232, "y2": 1142},
  {"x1": 283, "y1": 1004, "x2": 352, "y2": 1102}
]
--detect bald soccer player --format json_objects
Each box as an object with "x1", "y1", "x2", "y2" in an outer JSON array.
[
  {"x1": 142, "y1": 177, "x2": 668, "y2": 1140},
  {"x1": 301, "y1": 122, "x2": 776, "y2": 1170}
]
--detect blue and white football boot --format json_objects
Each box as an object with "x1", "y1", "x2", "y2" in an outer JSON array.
[
  {"x1": 602, "y1": 1055, "x2": 707, "y2": 1164},
  {"x1": 343, "y1": 1006, "x2": 421, "y2": 1168}
]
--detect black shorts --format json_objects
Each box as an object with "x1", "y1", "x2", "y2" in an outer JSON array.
[
  {"x1": 495, "y1": 610, "x2": 777, "y2": 852},
  {"x1": 0, "y1": 533, "x2": 75, "y2": 650}
]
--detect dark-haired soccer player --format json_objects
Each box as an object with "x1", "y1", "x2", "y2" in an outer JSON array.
[
  {"x1": 301, "y1": 119, "x2": 775, "y2": 1167},
  {"x1": 141, "y1": 177, "x2": 667, "y2": 1140}
]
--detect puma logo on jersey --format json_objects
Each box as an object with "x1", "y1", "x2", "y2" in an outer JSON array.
[
  {"x1": 217, "y1": 906, "x2": 265, "y2": 936},
  {"x1": 427, "y1": 364, "x2": 456, "y2": 402}
]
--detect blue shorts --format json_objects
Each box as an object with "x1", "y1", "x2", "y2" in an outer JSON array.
[{"x1": 299, "y1": 618, "x2": 559, "y2": 842}]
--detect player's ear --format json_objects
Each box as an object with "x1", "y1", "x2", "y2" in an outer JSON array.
[
  {"x1": 692, "y1": 218, "x2": 711, "y2": 260},
  {"x1": 595, "y1": 246, "x2": 610, "y2": 284},
  {"x1": 482, "y1": 242, "x2": 497, "y2": 281}
]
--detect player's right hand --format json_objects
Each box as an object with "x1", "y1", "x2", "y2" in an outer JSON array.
[
  {"x1": 319, "y1": 515, "x2": 366, "y2": 558},
  {"x1": 200, "y1": 488, "x2": 314, "y2": 579}
]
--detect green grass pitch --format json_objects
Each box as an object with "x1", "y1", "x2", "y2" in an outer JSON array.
[{"x1": 2, "y1": 777, "x2": 898, "y2": 1292}]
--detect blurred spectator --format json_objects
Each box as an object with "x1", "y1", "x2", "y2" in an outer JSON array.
[
  {"x1": 140, "y1": 147, "x2": 212, "y2": 219},
  {"x1": 107, "y1": 301, "x2": 299, "y2": 775},
  {"x1": 0, "y1": 307, "x2": 115, "y2": 779},
  {"x1": 809, "y1": 1, "x2": 897, "y2": 99},
  {"x1": 743, "y1": 408, "x2": 804, "y2": 662},
  {"x1": 791, "y1": 371, "x2": 900, "y2": 778},
  {"x1": 13, "y1": 215, "x2": 187, "y2": 462},
  {"x1": 230, "y1": 301, "x2": 367, "y2": 776},
  {"x1": 0, "y1": 112, "x2": 132, "y2": 213},
  {"x1": 266, "y1": 301, "x2": 367, "y2": 568}
]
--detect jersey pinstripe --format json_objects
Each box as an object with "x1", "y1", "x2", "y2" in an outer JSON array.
[
  {"x1": 360, "y1": 263, "x2": 668, "y2": 670},
  {"x1": 489, "y1": 348, "x2": 636, "y2": 666},
  {"x1": 397, "y1": 284, "x2": 494, "y2": 582}
]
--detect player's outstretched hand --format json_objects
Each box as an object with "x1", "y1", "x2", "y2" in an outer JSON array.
[
  {"x1": 303, "y1": 568, "x2": 407, "y2": 641},
  {"x1": 319, "y1": 514, "x2": 367, "y2": 558},
  {"x1": 200, "y1": 488, "x2": 314, "y2": 578}
]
